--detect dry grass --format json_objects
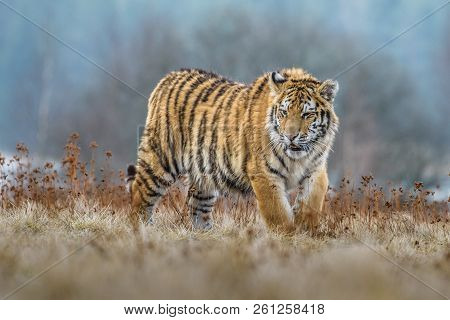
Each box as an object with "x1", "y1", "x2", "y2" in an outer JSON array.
[{"x1": 0, "y1": 134, "x2": 449, "y2": 299}]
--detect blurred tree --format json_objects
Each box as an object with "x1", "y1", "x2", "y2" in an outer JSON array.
[{"x1": 1, "y1": 0, "x2": 448, "y2": 186}]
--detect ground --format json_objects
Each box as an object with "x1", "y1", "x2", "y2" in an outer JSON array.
[
  {"x1": 0, "y1": 193, "x2": 448, "y2": 299},
  {"x1": 1, "y1": 143, "x2": 448, "y2": 299}
]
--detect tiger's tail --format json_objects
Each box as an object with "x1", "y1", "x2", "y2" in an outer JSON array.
[{"x1": 126, "y1": 164, "x2": 137, "y2": 194}]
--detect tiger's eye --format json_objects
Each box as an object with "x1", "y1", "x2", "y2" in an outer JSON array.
[{"x1": 302, "y1": 113, "x2": 315, "y2": 119}]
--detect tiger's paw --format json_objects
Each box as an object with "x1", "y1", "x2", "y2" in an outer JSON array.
[
  {"x1": 294, "y1": 211, "x2": 319, "y2": 235},
  {"x1": 192, "y1": 214, "x2": 214, "y2": 231}
]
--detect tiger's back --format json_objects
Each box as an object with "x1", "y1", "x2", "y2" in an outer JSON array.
[{"x1": 139, "y1": 69, "x2": 252, "y2": 193}]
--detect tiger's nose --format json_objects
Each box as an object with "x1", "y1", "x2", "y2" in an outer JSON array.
[{"x1": 286, "y1": 133, "x2": 298, "y2": 141}]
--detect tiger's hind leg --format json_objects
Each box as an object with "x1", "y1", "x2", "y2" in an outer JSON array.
[
  {"x1": 128, "y1": 152, "x2": 176, "y2": 227},
  {"x1": 187, "y1": 185, "x2": 217, "y2": 230}
]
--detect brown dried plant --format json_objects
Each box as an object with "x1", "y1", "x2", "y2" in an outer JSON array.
[{"x1": 0, "y1": 133, "x2": 448, "y2": 236}]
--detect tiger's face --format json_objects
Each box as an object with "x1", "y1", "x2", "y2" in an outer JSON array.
[{"x1": 267, "y1": 71, "x2": 339, "y2": 160}]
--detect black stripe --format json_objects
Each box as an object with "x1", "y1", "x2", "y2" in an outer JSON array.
[
  {"x1": 136, "y1": 175, "x2": 162, "y2": 198},
  {"x1": 173, "y1": 73, "x2": 195, "y2": 110},
  {"x1": 298, "y1": 170, "x2": 312, "y2": 186},
  {"x1": 325, "y1": 111, "x2": 331, "y2": 129},
  {"x1": 188, "y1": 79, "x2": 212, "y2": 129},
  {"x1": 208, "y1": 125, "x2": 219, "y2": 186},
  {"x1": 141, "y1": 142, "x2": 174, "y2": 180},
  {"x1": 138, "y1": 158, "x2": 171, "y2": 188},
  {"x1": 196, "y1": 111, "x2": 208, "y2": 173},
  {"x1": 193, "y1": 194, "x2": 215, "y2": 201},
  {"x1": 136, "y1": 173, "x2": 154, "y2": 197},
  {"x1": 194, "y1": 207, "x2": 213, "y2": 214},
  {"x1": 247, "y1": 77, "x2": 268, "y2": 118},
  {"x1": 223, "y1": 143, "x2": 237, "y2": 180},
  {"x1": 207, "y1": 86, "x2": 232, "y2": 182},
  {"x1": 211, "y1": 83, "x2": 231, "y2": 105},
  {"x1": 173, "y1": 73, "x2": 196, "y2": 171},
  {"x1": 136, "y1": 184, "x2": 149, "y2": 206},
  {"x1": 265, "y1": 160, "x2": 288, "y2": 185},
  {"x1": 273, "y1": 147, "x2": 288, "y2": 172},
  {"x1": 198, "y1": 203, "x2": 214, "y2": 209},
  {"x1": 179, "y1": 76, "x2": 209, "y2": 164},
  {"x1": 270, "y1": 107, "x2": 281, "y2": 133},
  {"x1": 165, "y1": 75, "x2": 182, "y2": 176},
  {"x1": 310, "y1": 149, "x2": 326, "y2": 169},
  {"x1": 269, "y1": 106, "x2": 275, "y2": 123},
  {"x1": 220, "y1": 167, "x2": 250, "y2": 193},
  {"x1": 223, "y1": 86, "x2": 241, "y2": 134},
  {"x1": 189, "y1": 80, "x2": 220, "y2": 128},
  {"x1": 152, "y1": 144, "x2": 173, "y2": 180},
  {"x1": 202, "y1": 78, "x2": 227, "y2": 103},
  {"x1": 187, "y1": 81, "x2": 216, "y2": 170},
  {"x1": 241, "y1": 138, "x2": 250, "y2": 177},
  {"x1": 253, "y1": 77, "x2": 268, "y2": 99},
  {"x1": 218, "y1": 167, "x2": 243, "y2": 191},
  {"x1": 148, "y1": 74, "x2": 174, "y2": 120},
  {"x1": 153, "y1": 79, "x2": 174, "y2": 140},
  {"x1": 223, "y1": 139, "x2": 247, "y2": 192},
  {"x1": 221, "y1": 141, "x2": 250, "y2": 193},
  {"x1": 290, "y1": 78, "x2": 320, "y2": 85},
  {"x1": 189, "y1": 68, "x2": 219, "y2": 79},
  {"x1": 208, "y1": 123, "x2": 219, "y2": 185},
  {"x1": 235, "y1": 90, "x2": 249, "y2": 134},
  {"x1": 220, "y1": 88, "x2": 241, "y2": 175}
]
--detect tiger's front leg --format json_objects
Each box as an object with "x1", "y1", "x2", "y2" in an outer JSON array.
[
  {"x1": 293, "y1": 167, "x2": 328, "y2": 233},
  {"x1": 250, "y1": 175, "x2": 295, "y2": 234}
]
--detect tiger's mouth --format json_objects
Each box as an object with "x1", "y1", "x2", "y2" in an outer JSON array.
[{"x1": 288, "y1": 143, "x2": 304, "y2": 152}]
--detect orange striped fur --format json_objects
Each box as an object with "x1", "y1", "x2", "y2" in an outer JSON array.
[{"x1": 128, "y1": 68, "x2": 339, "y2": 233}]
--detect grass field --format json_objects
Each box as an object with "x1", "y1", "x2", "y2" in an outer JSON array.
[{"x1": 0, "y1": 136, "x2": 449, "y2": 299}]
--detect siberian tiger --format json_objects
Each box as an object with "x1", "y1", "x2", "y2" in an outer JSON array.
[{"x1": 127, "y1": 68, "x2": 339, "y2": 232}]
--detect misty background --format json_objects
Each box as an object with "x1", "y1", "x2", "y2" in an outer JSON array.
[{"x1": 0, "y1": 0, "x2": 449, "y2": 189}]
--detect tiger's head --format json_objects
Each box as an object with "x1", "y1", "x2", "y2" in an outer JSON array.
[{"x1": 266, "y1": 69, "x2": 339, "y2": 160}]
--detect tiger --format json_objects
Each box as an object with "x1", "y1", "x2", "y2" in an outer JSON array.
[{"x1": 127, "y1": 68, "x2": 339, "y2": 233}]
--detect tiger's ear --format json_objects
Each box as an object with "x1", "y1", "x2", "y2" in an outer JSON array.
[
  {"x1": 268, "y1": 71, "x2": 286, "y2": 95},
  {"x1": 319, "y1": 79, "x2": 339, "y2": 103}
]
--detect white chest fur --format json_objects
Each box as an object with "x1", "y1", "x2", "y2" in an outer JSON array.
[
  {"x1": 267, "y1": 145, "x2": 328, "y2": 193},
  {"x1": 284, "y1": 160, "x2": 311, "y2": 191},
  {"x1": 266, "y1": 152, "x2": 309, "y2": 192}
]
